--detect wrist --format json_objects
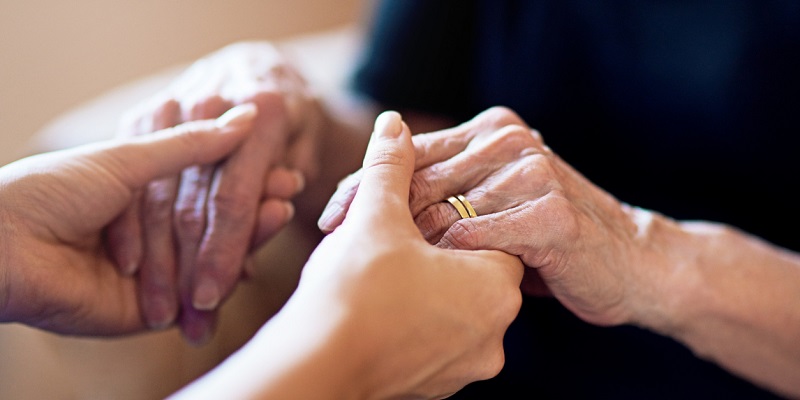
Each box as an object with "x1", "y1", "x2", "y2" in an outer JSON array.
[
  {"x1": 173, "y1": 293, "x2": 370, "y2": 400},
  {"x1": 621, "y1": 207, "x2": 709, "y2": 336}
]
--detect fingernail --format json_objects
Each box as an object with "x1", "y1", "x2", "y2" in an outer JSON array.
[
  {"x1": 146, "y1": 296, "x2": 175, "y2": 330},
  {"x1": 216, "y1": 103, "x2": 257, "y2": 128},
  {"x1": 317, "y1": 201, "x2": 340, "y2": 233},
  {"x1": 182, "y1": 322, "x2": 212, "y2": 347},
  {"x1": 122, "y1": 261, "x2": 139, "y2": 276},
  {"x1": 193, "y1": 278, "x2": 220, "y2": 311},
  {"x1": 374, "y1": 111, "x2": 402, "y2": 139},
  {"x1": 283, "y1": 201, "x2": 295, "y2": 222},
  {"x1": 292, "y1": 170, "x2": 306, "y2": 195}
]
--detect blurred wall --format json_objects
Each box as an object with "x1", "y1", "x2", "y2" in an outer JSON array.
[{"x1": 0, "y1": 0, "x2": 365, "y2": 165}]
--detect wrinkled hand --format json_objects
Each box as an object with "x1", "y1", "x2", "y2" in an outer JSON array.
[
  {"x1": 321, "y1": 107, "x2": 655, "y2": 327},
  {"x1": 0, "y1": 105, "x2": 255, "y2": 335},
  {"x1": 176, "y1": 111, "x2": 523, "y2": 399},
  {"x1": 108, "y1": 41, "x2": 320, "y2": 343}
]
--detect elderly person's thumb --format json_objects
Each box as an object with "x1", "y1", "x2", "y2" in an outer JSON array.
[{"x1": 340, "y1": 111, "x2": 417, "y2": 231}]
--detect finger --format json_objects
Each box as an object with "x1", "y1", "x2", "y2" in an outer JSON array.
[
  {"x1": 344, "y1": 110, "x2": 416, "y2": 233},
  {"x1": 316, "y1": 114, "x2": 467, "y2": 234},
  {"x1": 138, "y1": 98, "x2": 183, "y2": 329},
  {"x1": 139, "y1": 97, "x2": 212, "y2": 329},
  {"x1": 101, "y1": 105, "x2": 256, "y2": 329},
  {"x1": 412, "y1": 126, "x2": 548, "y2": 243},
  {"x1": 249, "y1": 199, "x2": 295, "y2": 250},
  {"x1": 317, "y1": 107, "x2": 535, "y2": 234},
  {"x1": 105, "y1": 198, "x2": 143, "y2": 275},
  {"x1": 436, "y1": 204, "x2": 551, "y2": 267},
  {"x1": 178, "y1": 306, "x2": 217, "y2": 347},
  {"x1": 190, "y1": 94, "x2": 289, "y2": 314},
  {"x1": 102, "y1": 104, "x2": 257, "y2": 188},
  {"x1": 140, "y1": 175, "x2": 181, "y2": 329},
  {"x1": 263, "y1": 167, "x2": 305, "y2": 199},
  {"x1": 107, "y1": 98, "x2": 179, "y2": 276},
  {"x1": 173, "y1": 97, "x2": 229, "y2": 335},
  {"x1": 412, "y1": 106, "x2": 532, "y2": 169},
  {"x1": 285, "y1": 99, "x2": 323, "y2": 182},
  {"x1": 317, "y1": 169, "x2": 362, "y2": 234},
  {"x1": 410, "y1": 124, "x2": 546, "y2": 214}
]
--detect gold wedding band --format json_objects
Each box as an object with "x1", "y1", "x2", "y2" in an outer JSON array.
[
  {"x1": 456, "y1": 194, "x2": 477, "y2": 218},
  {"x1": 446, "y1": 194, "x2": 478, "y2": 219}
]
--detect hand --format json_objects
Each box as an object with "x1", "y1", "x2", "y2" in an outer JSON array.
[
  {"x1": 321, "y1": 106, "x2": 664, "y2": 327},
  {"x1": 107, "y1": 41, "x2": 319, "y2": 343},
  {"x1": 0, "y1": 105, "x2": 256, "y2": 335},
  {"x1": 171, "y1": 111, "x2": 524, "y2": 399}
]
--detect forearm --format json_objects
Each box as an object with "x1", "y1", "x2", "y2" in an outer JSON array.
[
  {"x1": 169, "y1": 298, "x2": 366, "y2": 399},
  {"x1": 633, "y1": 211, "x2": 800, "y2": 398}
]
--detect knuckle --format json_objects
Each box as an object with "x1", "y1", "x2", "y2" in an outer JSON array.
[
  {"x1": 408, "y1": 173, "x2": 435, "y2": 209},
  {"x1": 143, "y1": 192, "x2": 174, "y2": 224},
  {"x1": 209, "y1": 190, "x2": 252, "y2": 224},
  {"x1": 479, "y1": 106, "x2": 526, "y2": 128},
  {"x1": 173, "y1": 207, "x2": 205, "y2": 240},
  {"x1": 248, "y1": 91, "x2": 287, "y2": 113},
  {"x1": 185, "y1": 94, "x2": 227, "y2": 119},
  {"x1": 414, "y1": 204, "x2": 454, "y2": 241},
  {"x1": 493, "y1": 124, "x2": 541, "y2": 151},
  {"x1": 441, "y1": 219, "x2": 482, "y2": 249},
  {"x1": 365, "y1": 147, "x2": 408, "y2": 169}
]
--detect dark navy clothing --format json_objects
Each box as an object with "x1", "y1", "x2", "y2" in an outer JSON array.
[{"x1": 352, "y1": 1, "x2": 800, "y2": 398}]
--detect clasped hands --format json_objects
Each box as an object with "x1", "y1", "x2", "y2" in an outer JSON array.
[
  {"x1": 321, "y1": 106, "x2": 670, "y2": 330},
  {"x1": 95, "y1": 41, "x2": 665, "y2": 345}
]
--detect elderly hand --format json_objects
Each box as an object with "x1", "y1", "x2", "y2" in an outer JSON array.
[
  {"x1": 107, "y1": 41, "x2": 319, "y2": 343},
  {"x1": 172, "y1": 111, "x2": 524, "y2": 399},
  {"x1": 0, "y1": 105, "x2": 255, "y2": 335},
  {"x1": 321, "y1": 106, "x2": 673, "y2": 328}
]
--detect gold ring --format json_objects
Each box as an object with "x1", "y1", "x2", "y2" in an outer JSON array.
[
  {"x1": 446, "y1": 194, "x2": 477, "y2": 219},
  {"x1": 456, "y1": 194, "x2": 477, "y2": 218},
  {"x1": 447, "y1": 195, "x2": 470, "y2": 219}
]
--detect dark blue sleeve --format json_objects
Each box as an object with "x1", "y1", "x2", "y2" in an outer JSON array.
[{"x1": 350, "y1": 0, "x2": 477, "y2": 120}]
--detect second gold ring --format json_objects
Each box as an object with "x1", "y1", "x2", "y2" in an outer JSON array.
[{"x1": 446, "y1": 194, "x2": 478, "y2": 219}]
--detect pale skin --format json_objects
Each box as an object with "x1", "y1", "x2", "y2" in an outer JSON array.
[
  {"x1": 169, "y1": 111, "x2": 523, "y2": 399},
  {"x1": 0, "y1": 107, "x2": 524, "y2": 398},
  {"x1": 108, "y1": 42, "x2": 382, "y2": 343},
  {"x1": 320, "y1": 106, "x2": 800, "y2": 399},
  {"x1": 109, "y1": 40, "x2": 460, "y2": 345},
  {"x1": 0, "y1": 104, "x2": 262, "y2": 334},
  {"x1": 113, "y1": 35, "x2": 800, "y2": 397}
]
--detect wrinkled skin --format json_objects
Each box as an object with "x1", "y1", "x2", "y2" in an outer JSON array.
[
  {"x1": 172, "y1": 111, "x2": 525, "y2": 400},
  {"x1": 0, "y1": 106, "x2": 255, "y2": 335},
  {"x1": 320, "y1": 106, "x2": 660, "y2": 327},
  {"x1": 108, "y1": 42, "x2": 318, "y2": 343}
]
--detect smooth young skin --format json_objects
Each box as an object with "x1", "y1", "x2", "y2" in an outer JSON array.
[
  {"x1": 320, "y1": 107, "x2": 800, "y2": 399},
  {"x1": 0, "y1": 104, "x2": 263, "y2": 335},
  {"x1": 170, "y1": 111, "x2": 524, "y2": 400}
]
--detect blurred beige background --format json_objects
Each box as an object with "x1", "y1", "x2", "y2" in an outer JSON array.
[{"x1": 0, "y1": 0, "x2": 366, "y2": 165}]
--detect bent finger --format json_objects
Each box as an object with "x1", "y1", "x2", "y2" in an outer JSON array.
[
  {"x1": 108, "y1": 99, "x2": 180, "y2": 276},
  {"x1": 189, "y1": 95, "x2": 290, "y2": 314}
]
